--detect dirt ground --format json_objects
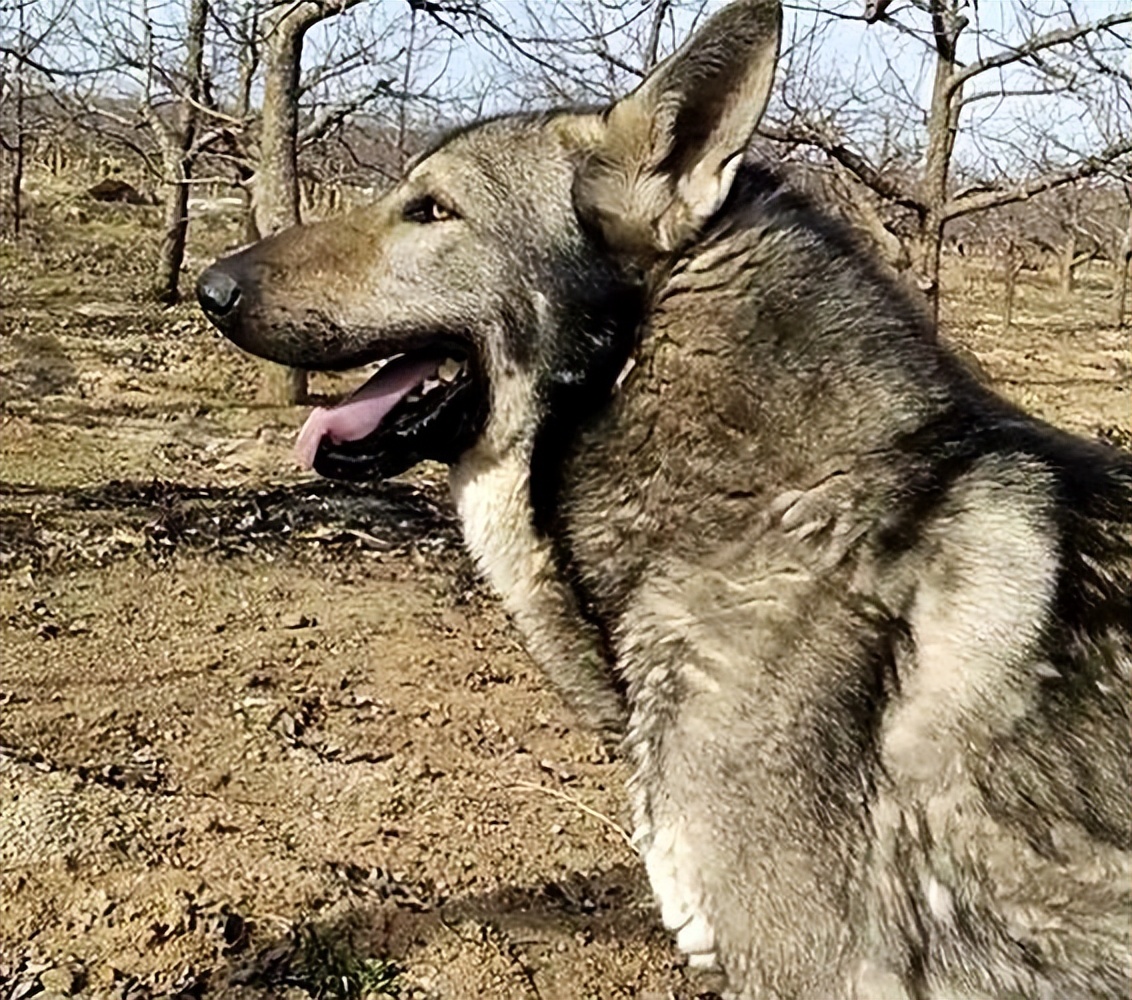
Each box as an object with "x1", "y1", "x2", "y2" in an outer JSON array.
[{"x1": 1, "y1": 185, "x2": 1129, "y2": 1000}]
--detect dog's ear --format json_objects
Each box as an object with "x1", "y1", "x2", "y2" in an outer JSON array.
[{"x1": 574, "y1": 0, "x2": 781, "y2": 258}]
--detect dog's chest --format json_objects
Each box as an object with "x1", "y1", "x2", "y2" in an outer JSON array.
[{"x1": 449, "y1": 448, "x2": 552, "y2": 610}]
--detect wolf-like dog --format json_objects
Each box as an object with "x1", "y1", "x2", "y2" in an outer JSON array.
[{"x1": 197, "y1": 1, "x2": 1132, "y2": 995}]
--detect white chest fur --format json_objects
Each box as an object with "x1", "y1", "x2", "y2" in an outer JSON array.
[
  {"x1": 449, "y1": 444, "x2": 626, "y2": 738},
  {"x1": 449, "y1": 446, "x2": 550, "y2": 606}
]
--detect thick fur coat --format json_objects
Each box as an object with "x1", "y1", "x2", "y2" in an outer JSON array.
[{"x1": 198, "y1": 2, "x2": 1132, "y2": 995}]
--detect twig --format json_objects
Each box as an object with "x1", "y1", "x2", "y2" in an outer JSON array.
[{"x1": 508, "y1": 780, "x2": 634, "y2": 850}]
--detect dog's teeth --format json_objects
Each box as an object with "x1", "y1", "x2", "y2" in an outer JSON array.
[
  {"x1": 438, "y1": 358, "x2": 462, "y2": 383},
  {"x1": 421, "y1": 378, "x2": 440, "y2": 394}
]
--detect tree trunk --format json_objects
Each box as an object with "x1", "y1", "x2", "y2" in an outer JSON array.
[
  {"x1": 232, "y1": 6, "x2": 260, "y2": 243},
  {"x1": 251, "y1": 0, "x2": 362, "y2": 404},
  {"x1": 1119, "y1": 257, "x2": 1130, "y2": 330},
  {"x1": 918, "y1": 0, "x2": 965, "y2": 324},
  {"x1": 233, "y1": 164, "x2": 260, "y2": 243},
  {"x1": 153, "y1": 151, "x2": 192, "y2": 304},
  {"x1": 1118, "y1": 217, "x2": 1131, "y2": 330},
  {"x1": 10, "y1": 85, "x2": 23, "y2": 239},
  {"x1": 913, "y1": 221, "x2": 945, "y2": 315},
  {"x1": 1118, "y1": 250, "x2": 1127, "y2": 332},
  {"x1": 254, "y1": 4, "x2": 334, "y2": 404},
  {"x1": 9, "y1": 0, "x2": 26, "y2": 238},
  {"x1": 396, "y1": 5, "x2": 416, "y2": 170},
  {"x1": 255, "y1": 15, "x2": 305, "y2": 239},
  {"x1": 152, "y1": 0, "x2": 208, "y2": 304},
  {"x1": 1058, "y1": 238, "x2": 1076, "y2": 295},
  {"x1": 1001, "y1": 243, "x2": 1022, "y2": 333}
]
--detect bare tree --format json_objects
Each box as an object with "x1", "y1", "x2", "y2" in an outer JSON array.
[
  {"x1": 57, "y1": 0, "x2": 218, "y2": 301},
  {"x1": 254, "y1": 0, "x2": 374, "y2": 404},
  {"x1": 1118, "y1": 202, "x2": 1131, "y2": 329},
  {"x1": 997, "y1": 229, "x2": 1026, "y2": 334},
  {"x1": 765, "y1": 0, "x2": 1132, "y2": 320},
  {"x1": 153, "y1": 0, "x2": 208, "y2": 304},
  {"x1": 0, "y1": 0, "x2": 74, "y2": 238},
  {"x1": 145, "y1": 0, "x2": 407, "y2": 401},
  {"x1": 0, "y1": 0, "x2": 28, "y2": 237},
  {"x1": 255, "y1": 1, "x2": 363, "y2": 239},
  {"x1": 1039, "y1": 182, "x2": 1110, "y2": 296},
  {"x1": 421, "y1": 0, "x2": 711, "y2": 107},
  {"x1": 21, "y1": 0, "x2": 1124, "y2": 341}
]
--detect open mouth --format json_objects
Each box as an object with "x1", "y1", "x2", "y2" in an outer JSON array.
[{"x1": 296, "y1": 348, "x2": 486, "y2": 482}]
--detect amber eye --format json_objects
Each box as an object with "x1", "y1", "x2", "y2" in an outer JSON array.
[{"x1": 403, "y1": 195, "x2": 458, "y2": 224}]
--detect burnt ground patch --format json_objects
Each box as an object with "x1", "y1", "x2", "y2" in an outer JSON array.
[{"x1": 0, "y1": 478, "x2": 460, "y2": 574}]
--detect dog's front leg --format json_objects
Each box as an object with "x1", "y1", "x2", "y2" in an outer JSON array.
[
  {"x1": 506, "y1": 586, "x2": 625, "y2": 742},
  {"x1": 620, "y1": 582, "x2": 866, "y2": 997},
  {"x1": 626, "y1": 673, "x2": 858, "y2": 996}
]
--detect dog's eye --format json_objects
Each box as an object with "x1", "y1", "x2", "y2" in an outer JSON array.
[{"x1": 403, "y1": 195, "x2": 458, "y2": 224}]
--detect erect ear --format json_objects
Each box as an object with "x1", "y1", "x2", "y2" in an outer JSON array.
[{"x1": 574, "y1": 0, "x2": 781, "y2": 258}]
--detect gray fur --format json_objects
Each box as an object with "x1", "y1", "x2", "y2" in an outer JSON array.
[{"x1": 199, "y1": 2, "x2": 1132, "y2": 995}]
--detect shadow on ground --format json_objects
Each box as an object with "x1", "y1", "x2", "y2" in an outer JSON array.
[{"x1": 206, "y1": 864, "x2": 724, "y2": 1000}]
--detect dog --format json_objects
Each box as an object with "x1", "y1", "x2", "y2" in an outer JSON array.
[{"x1": 197, "y1": 1, "x2": 1132, "y2": 995}]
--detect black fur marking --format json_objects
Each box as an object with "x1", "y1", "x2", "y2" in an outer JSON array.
[
  {"x1": 873, "y1": 406, "x2": 989, "y2": 560},
  {"x1": 527, "y1": 266, "x2": 645, "y2": 677},
  {"x1": 529, "y1": 274, "x2": 645, "y2": 536}
]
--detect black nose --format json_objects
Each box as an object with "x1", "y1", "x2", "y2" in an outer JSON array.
[{"x1": 196, "y1": 268, "x2": 241, "y2": 318}]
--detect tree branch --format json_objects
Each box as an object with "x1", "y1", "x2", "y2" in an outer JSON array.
[
  {"x1": 957, "y1": 85, "x2": 1073, "y2": 108},
  {"x1": 589, "y1": 47, "x2": 644, "y2": 79},
  {"x1": 760, "y1": 122, "x2": 928, "y2": 216},
  {"x1": 0, "y1": 44, "x2": 58, "y2": 78},
  {"x1": 944, "y1": 138, "x2": 1132, "y2": 221},
  {"x1": 643, "y1": 0, "x2": 671, "y2": 71},
  {"x1": 0, "y1": 45, "x2": 128, "y2": 80},
  {"x1": 298, "y1": 79, "x2": 398, "y2": 145},
  {"x1": 947, "y1": 11, "x2": 1132, "y2": 99}
]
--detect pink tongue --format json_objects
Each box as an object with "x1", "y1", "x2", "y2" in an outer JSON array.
[{"x1": 295, "y1": 354, "x2": 440, "y2": 470}]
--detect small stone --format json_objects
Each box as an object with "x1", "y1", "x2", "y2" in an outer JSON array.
[{"x1": 39, "y1": 966, "x2": 79, "y2": 995}]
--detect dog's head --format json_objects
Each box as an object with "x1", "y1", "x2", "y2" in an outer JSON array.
[{"x1": 198, "y1": 0, "x2": 781, "y2": 481}]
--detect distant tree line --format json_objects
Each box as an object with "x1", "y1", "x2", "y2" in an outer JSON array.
[{"x1": 2, "y1": 0, "x2": 1129, "y2": 391}]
